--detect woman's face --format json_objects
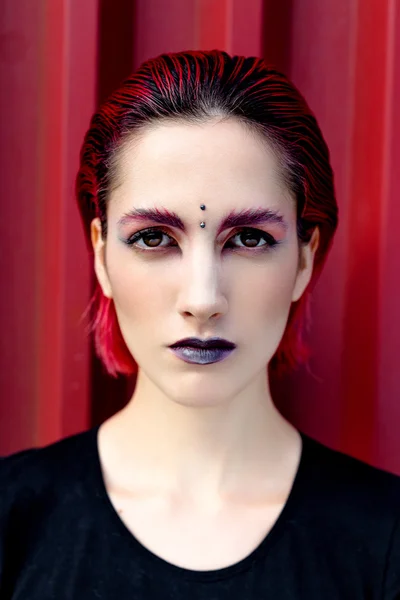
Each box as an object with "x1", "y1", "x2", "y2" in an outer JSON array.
[{"x1": 91, "y1": 118, "x2": 318, "y2": 406}]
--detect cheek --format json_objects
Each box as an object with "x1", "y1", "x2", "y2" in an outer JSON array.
[
  {"x1": 232, "y1": 260, "x2": 298, "y2": 360},
  {"x1": 112, "y1": 272, "x2": 165, "y2": 317},
  {"x1": 106, "y1": 250, "x2": 172, "y2": 331},
  {"x1": 105, "y1": 241, "x2": 299, "y2": 348},
  {"x1": 233, "y1": 255, "x2": 298, "y2": 320}
]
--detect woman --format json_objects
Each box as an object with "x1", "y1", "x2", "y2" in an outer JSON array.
[{"x1": 1, "y1": 50, "x2": 399, "y2": 598}]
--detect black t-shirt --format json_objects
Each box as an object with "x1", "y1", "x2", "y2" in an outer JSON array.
[{"x1": 1, "y1": 426, "x2": 400, "y2": 599}]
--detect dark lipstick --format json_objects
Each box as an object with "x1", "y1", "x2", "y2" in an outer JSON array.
[{"x1": 168, "y1": 337, "x2": 236, "y2": 365}]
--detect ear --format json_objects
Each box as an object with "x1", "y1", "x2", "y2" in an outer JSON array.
[
  {"x1": 90, "y1": 218, "x2": 113, "y2": 299},
  {"x1": 291, "y1": 227, "x2": 320, "y2": 303}
]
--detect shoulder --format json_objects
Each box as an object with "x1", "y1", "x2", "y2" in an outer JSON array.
[
  {"x1": 301, "y1": 435, "x2": 400, "y2": 594},
  {"x1": 0, "y1": 429, "x2": 101, "y2": 591},
  {"x1": 0, "y1": 427, "x2": 99, "y2": 513},
  {"x1": 299, "y1": 432, "x2": 400, "y2": 547},
  {"x1": 302, "y1": 433, "x2": 400, "y2": 501}
]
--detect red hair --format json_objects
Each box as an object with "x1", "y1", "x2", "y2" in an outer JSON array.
[{"x1": 76, "y1": 50, "x2": 338, "y2": 378}]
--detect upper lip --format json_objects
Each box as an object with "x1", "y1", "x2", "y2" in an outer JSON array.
[{"x1": 169, "y1": 337, "x2": 236, "y2": 350}]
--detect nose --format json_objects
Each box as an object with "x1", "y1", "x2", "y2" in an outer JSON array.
[{"x1": 176, "y1": 249, "x2": 228, "y2": 324}]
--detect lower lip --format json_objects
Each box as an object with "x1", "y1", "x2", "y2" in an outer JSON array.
[{"x1": 169, "y1": 346, "x2": 235, "y2": 365}]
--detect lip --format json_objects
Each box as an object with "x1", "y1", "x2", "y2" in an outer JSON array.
[
  {"x1": 168, "y1": 336, "x2": 236, "y2": 350},
  {"x1": 169, "y1": 346, "x2": 235, "y2": 365}
]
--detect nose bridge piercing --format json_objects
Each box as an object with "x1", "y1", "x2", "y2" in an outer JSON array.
[{"x1": 200, "y1": 204, "x2": 206, "y2": 228}]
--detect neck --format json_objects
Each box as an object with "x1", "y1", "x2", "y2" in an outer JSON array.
[{"x1": 99, "y1": 368, "x2": 300, "y2": 503}]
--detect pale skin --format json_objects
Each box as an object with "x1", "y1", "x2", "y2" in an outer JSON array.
[{"x1": 91, "y1": 118, "x2": 319, "y2": 570}]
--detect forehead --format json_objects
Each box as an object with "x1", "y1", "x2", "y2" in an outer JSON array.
[{"x1": 110, "y1": 119, "x2": 291, "y2": 213}]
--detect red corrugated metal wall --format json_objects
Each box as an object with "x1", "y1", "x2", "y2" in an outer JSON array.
[{"x1": 1, "y1": 0, "x2": 399, "y2": 474}]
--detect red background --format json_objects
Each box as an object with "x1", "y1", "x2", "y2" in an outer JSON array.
[{"x1": 1, "y1": 0, "x2": 400, "y2": 473}]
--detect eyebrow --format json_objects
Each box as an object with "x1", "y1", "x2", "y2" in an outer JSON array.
[{"x1": 118, "y1": 206, "x2": 288, "y2": 235}]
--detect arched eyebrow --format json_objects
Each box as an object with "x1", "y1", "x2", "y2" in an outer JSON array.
[{"x1": 118, "y1": 207, "x2": 288, "y2": 234}]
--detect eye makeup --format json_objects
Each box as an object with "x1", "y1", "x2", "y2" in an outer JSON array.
[{"x1": 121, "y1": 226, "x2": 282, "y2": 254}]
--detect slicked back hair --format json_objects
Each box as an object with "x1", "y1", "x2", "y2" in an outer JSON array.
[{"x1": 76, "y1": 50, "x2": 338, "y2": 377}]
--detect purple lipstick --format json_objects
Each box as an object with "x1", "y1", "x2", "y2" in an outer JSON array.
[{"x1": 168, "y1": 337, "x2": 236, "y2": 365}]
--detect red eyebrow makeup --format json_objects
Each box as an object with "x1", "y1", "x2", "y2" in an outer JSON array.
[{"x1": 118, "y1": 206, "x2": 288, "y2": 235}]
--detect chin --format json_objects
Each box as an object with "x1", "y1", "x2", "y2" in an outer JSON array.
[
  {"x1": 164, "y1": 380, "x2": 238, "y2": 408},
  {"x1": 170, "y1": 394, "x2": 232, "y2": 409}
]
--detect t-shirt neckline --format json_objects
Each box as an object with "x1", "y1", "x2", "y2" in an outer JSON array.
[{"x1": 87, "y1": 424, "x2": 312, "y2": 583}]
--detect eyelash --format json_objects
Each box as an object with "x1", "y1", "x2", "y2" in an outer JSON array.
[{"x1": 124, "y1": 227, "x2": 281, "y2": 253}]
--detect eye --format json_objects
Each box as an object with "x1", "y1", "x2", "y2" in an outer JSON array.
[
  {"x1": 124, "y1": 227, "x2": 279, "y2": 251},
  {"x1": 126, "y1": 228, "x2": 177, "y2": 249},
  {"x1": 225, "y1": 228, "x2": 278, "y2": 250}
]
